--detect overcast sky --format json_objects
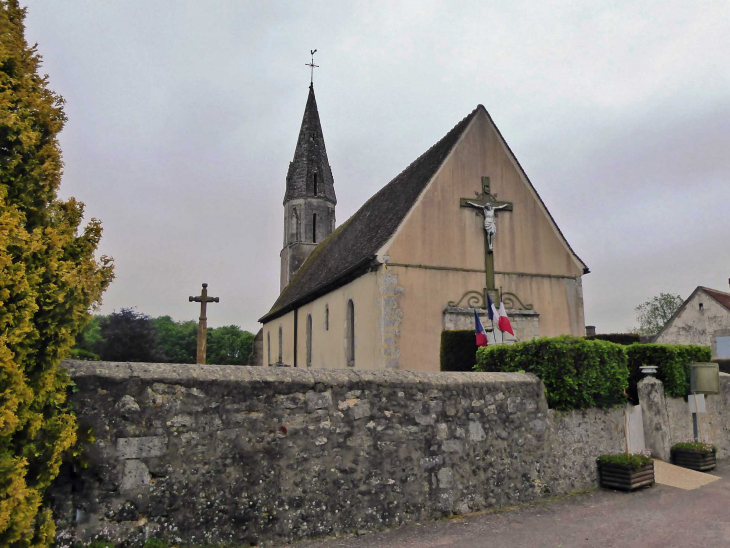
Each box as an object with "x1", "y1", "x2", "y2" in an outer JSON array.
[{"x1": 23, "y1": 0, "x2": 730, "y2": 334}]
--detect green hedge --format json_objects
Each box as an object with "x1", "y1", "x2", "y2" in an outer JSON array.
[
  {"x1": 626, "y1": 344, "x2": 711, "y2": 400},
  {"x1": 585, "y1": 333, "x2": 640, "y2": 345},
  {"x1": 440, "y1": 330, "x2": 478, "y2": 372},
  {"x1": 475, "y1": 335, "x2": 629, "y2": 410}
]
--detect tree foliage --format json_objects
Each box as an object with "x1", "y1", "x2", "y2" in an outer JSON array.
[
  {"x1": 631, "y1": 292, "x2": 684, "y2": 335},
  {"x1": 73, "y1": 312, "x2": 254, "y2": 365},
  {"x1": 95, "y1": 309, "x2": 163, "y2": 363},
  {"x1": 0, "y1": 1, "x2": 114, "y2": 544}
]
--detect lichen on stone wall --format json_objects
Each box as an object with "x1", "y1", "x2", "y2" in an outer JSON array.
[{"x1": 53, "y1": 360, "x2": 633, "y2": 547}]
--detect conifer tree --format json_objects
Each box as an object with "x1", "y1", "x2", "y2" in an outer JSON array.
[{"x1": 0, "y1": 1, "x2": 114, "y2": 545}]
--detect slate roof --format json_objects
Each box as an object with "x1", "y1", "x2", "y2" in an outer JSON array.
[
  {"x1": 260, "y1": 104, "x2": 589, "y2": 323},
  {"x1": 260, "y1": 106, "x2": 481, "y2": 322},
  {"x1": 285, "y1": 84, "x2": 336, "y2": 204},
  {"x1": 703, "y1": 286, "x2": 730, "y2": 311}
]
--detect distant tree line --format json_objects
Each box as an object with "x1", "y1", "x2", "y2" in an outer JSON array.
[{"x1": 70, "y1": 308, "x2": 254, "y2": 365}]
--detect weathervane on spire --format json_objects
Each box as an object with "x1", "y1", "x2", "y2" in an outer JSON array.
[{"x1": 305, "y1": 49, "x2": 318, "y2": 85}]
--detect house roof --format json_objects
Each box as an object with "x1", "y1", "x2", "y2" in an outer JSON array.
[
  {"x1": 260, "y1": 104, "x2": 589, "y2": 323},
  {"x1": 260, "y1": 106, "x2": 481, "y2": 323},
  {"x1": 702, "y1": 286, "x2": 730, "y2": 311}
]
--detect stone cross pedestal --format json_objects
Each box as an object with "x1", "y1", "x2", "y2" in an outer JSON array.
[{"x1": 188, "y1": 283, "x2": 219, "y2": 364}]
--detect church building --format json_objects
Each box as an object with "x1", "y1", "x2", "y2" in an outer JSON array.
[{"x1": 259, "y1": 85, "x2": 589, "y2": 372}]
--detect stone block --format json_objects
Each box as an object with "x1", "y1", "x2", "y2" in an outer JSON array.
[
  {"x1": 116, "y1": 436, "x2": 167, "y2": 460},
  {"x1": 120, "y1": 459, "x2": 151, "y2": 492}
]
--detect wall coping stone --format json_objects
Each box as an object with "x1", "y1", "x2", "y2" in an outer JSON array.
[{"x1": 61, "y1": 359, "x2": 540, "y2": 389}]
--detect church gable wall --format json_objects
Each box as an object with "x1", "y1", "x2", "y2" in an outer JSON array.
[{"x1": 382, "y1": 110, "x2": 583, "y2": 278}]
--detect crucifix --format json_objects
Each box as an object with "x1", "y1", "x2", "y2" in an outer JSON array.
[
  {"x1": 460, "y1": 176, "x2": 513, "y2": 291},
  {"x1": 305, "y1": 49, "x2": 318, "y2": 85},
  {"x1": 188, "y1": 283, "x2": 219, "y2": 364}
]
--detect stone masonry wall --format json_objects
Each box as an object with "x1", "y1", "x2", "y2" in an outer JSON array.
[
  {"x1": 639, "y1": 373, "x2": 730, "y2": 461},
  {"x1": 54, "y1": 360, "x2": 628, "y2": 547}
]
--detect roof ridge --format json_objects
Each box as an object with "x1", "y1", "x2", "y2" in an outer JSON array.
[
  {"x1": 260, "y1": 105, "x2": 481, "y2": 323},
  {"x1": 702, "y1": 286, "x2": 730, "y2": 296}
]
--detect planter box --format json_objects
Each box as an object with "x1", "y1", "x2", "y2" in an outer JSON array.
[
  {"x1": 599, "y1": 462, "x2": 655, "y2": 491},
  {"x1": 671, "y1": 448, "x2": 716, "y2": 471}
]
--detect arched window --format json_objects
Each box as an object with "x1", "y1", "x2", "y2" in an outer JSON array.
[
  {"x1": 278, "y1": 325, "x2": 283, "y2": 364},
  {"x1": 306, "y1": 314, "x2": 313, "y2": 367},
  {"x1": 325, "y1": 305, "x2": 329, "y2": 331},
  {"x1": 346, "y1": 299, "x2": 355, "y2": 367},
  {"x1": 313, "y1": 173, "x2": 318, "y2": 196},
  {"x1": 267, "y1": 331, "x2": 271, "y2": 366},
  {"x1": 290, "y1": 208, "x2": 300, "y2": 243},
  {"x1": 312, "y1": 213, "x2": 317, "y2": 243}
]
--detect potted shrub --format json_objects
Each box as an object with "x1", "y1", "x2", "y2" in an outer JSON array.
[
  {"x1": 597, "y1": 453, "x2": 654, "y2": 491},
  {"x1": 671, "y1": 442, "x2": 717, "y2": 471}
]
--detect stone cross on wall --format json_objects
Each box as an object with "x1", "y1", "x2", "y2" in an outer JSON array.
[
  {"x1": 460, "y1": 176, "x2": 513, "y2": 290},
  {"x1": 188, "y1": 283, "x2": 219, "y2": 365}
]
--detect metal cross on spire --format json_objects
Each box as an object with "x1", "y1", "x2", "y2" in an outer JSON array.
[{"x1": 305, "y1": 49, "x2": 319, "y2": 85}]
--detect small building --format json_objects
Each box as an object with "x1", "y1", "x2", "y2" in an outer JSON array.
[
  {"x1": 259, "y1": 87, "x2": 588, "y2": 371},
  {"x1": 653, "y1": 286, "x2": 730, "y2": 359}
]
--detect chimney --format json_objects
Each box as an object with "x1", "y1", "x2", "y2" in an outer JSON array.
[{"x1": 585, "y1": 325, "x2": 596, "y2": 337}]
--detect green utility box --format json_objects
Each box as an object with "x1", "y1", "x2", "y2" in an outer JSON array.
[{"x1": 690, "y1": 362, "x2": 720, "y2": 394}]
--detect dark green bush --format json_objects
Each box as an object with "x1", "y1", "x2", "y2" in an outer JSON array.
[
  {"x1": 713, "y1": 358, "x2": 730, "y2": 374},
  {"x1": 597, "y1": 453, "x2": 653, "y2": 470},
  {"x1": 475, "y1": 336, "x2": 629, "y2": 410},
  {"x1": 440, "y1": 330, "x2": 478, "y2": 372},
  {"x1": 586, "y1": 333, "x2": 640, "y2": 346},
  {"x1": 626, "y1": 344, "x2": 712, "y2": 400},
  {"x1": 671, "y1": 442, "x2": 716, "y2": 455}
]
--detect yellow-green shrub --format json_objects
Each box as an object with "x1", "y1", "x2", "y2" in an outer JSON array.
[{"x1": 0, "y1": 1, "x2": 114, "y2": 545}]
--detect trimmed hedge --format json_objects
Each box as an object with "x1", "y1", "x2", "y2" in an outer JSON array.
[
  {"x1": 440, "y1": 330, "x2": 478, "y2": 372},
  {"x1": 626, "y1": 344, "x2": 711, "y2": 400},
  {"x1": 475, "y1": 336, "x2": 629, "y2": 410},
  {"x1": 585, "y1": 333, "x2": 640, "y2": 346}
]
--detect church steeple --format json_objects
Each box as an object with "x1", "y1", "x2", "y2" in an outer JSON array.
[{"x1": 280, "y1": 83, "x2": 337, "y2": 292}]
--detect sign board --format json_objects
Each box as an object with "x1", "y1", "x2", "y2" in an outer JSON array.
[{"x1": 689, "y1": 394, "x2": 706, "y2": 414}]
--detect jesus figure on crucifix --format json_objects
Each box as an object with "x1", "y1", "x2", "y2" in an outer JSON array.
[{"x1": 465, "y1": 201, "x2": 510, "y2": 251}]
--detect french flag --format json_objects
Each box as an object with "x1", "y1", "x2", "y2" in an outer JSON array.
[
  {"x1": 498, "y1": 300, "x2": 515, "y2": 336},
  {"x1": 474, "y1": 309, "x2": 488, "y2": 347}
]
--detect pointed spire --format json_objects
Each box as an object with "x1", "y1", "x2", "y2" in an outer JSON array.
[{"x1": 284, "y1": 85, "x2": 337, "y2": 205}]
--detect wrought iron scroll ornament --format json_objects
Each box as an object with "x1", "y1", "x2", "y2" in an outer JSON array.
[
  {"x1": 447, "y1": 288, "x2": 533, "y2": 311},
  {"x1": 501, "y1": 292, "x2": 534, "y2": 311},
  {"x1": 447, "y1": 290, "x2": 486, "y2": 309}
]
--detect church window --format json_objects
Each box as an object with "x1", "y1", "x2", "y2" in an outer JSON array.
[
  {"x1": 278, "y1": 325, "x2": 283, "y2": 363},
  {"x1": 312, "y1": 213, "x2": 317, "y2": 243},
  {"x1": 325, "y1": 305, "x2": 329, "y2": 331},
  {"x1": 306, "y1": 314, "x2": 313, "y2": 367},
  {"x1": 699, "y1": 302, "x2": 704, "y2": 311},
  {"x1": 291, "y1": 208, "x2": 300, "y2": 243},
  {"x1": 267, "y1": 332, "x2": 271, "y2": 365},
  {"x1": 313, "y1": 173, "x2": 318, "y2": 196},
  {"x1": 346, "y1": 299, "x2": 355, "y2": 367}
]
